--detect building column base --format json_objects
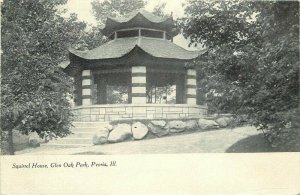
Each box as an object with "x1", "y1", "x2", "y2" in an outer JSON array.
[
  {"x1": 82, "y1": 69, "x2": 93, "y2": 106},
  {"x1": 131, "y1": 66, "x2": 146, "y2": 104},
  {"x1": 186, "y1": 68, "x2": 197, "y2": 105}
]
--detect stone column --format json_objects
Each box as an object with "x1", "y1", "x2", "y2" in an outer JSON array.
[
  {"x1": 131, "y1": 66, "x2": 146, "y2": 104},
  {"x1": 176, "y1": 74, "x2": 185, "y2": 104},
  {"x1": 186, "y1": 68, "x2": 197, "y2": 104},
  {"x1": 97, "y1": 75, "x2": 107, "y2": 104},
  {"x1": 82, "y1": 69, "x2": 93, "y2": 106}
]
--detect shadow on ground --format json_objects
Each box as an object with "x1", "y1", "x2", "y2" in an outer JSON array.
[
  {"x1": 226, "y1": 132, "x2": 300, "y2": 153},
  {"x1": 74, "y1": 151, "x2": 106, "y2": 155}
]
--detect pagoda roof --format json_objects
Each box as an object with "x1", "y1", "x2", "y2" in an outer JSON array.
[
  {"x1": 110, "y1": 10, "x2": 168, "y2": 23},
  {"x1": 69, "y1": 37, "x2": 205, "y2": 61},
  {"x1": 102, "y1": 10, "x2": 175, "y2": 36}
]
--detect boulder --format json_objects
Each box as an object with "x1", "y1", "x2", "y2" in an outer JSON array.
[
  {"x1": 148, "y1": 122, "x2": 169, "y2": 137},
  {"x1": 216, "y1": 117, "x2": 233, "y2": 127},
  {"x1": 13, "y1": 130, "x2": 29, "y2": 145},
  {"x1": 108, "y1": 124, "x2": 132, "y2": 143},
  {"x1": 167, "y1": 120, "x2": 186, "y2": 133},
  {"x1": 168, "y1": 120, "x2": 186, "y2": 129},
  {"x1": 185, "y1": 120, "x2": 198, "y2": 130},
  {"x1": 131, "y1": 122, "x2": 148, "y2": 140},
  {"x1": 28, "y1": 132, "x2": 41, "y2": 147},
  {"x1": 105, "y1": 124, "x2": 113, "y2": 131},
  {"x1": 150, "y1": 120, "x2": 166, "y2": 128},
  {"x1": 93, "y1": 129, "x2": 109, "y2": 145},
  {"x1": 29, "y1": 139, "x2": 40, "y2": 147},
  {"x1": 198, "y1": 119, "x2": 219, "y2": 130},
  {"x1": 41, "y1": 134, "x2": 50, "y2": 143}
]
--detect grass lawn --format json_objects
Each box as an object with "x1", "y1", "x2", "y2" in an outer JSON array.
[
  {"x1": 226, "y1": 128, "x2": 300, "y2": 152},
  {"x1": 14, "y1": 126, "x2": 300, "y2": 155},
  {"x1": 71, "y1": 126, "x2": 261, "y2": 155}
]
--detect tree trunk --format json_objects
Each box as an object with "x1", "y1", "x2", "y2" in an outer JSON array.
[{"x1": 7, "y1": 128, "x2": 15, "y2": 155}]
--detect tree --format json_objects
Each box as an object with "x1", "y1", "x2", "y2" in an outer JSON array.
[
  {"x1": 91, "y1": 0, "x2": 172, "y2": 24},
  {"x1": 152, "y1": 2, "x2": 167, "y2": 17},
  {"x1": 72, "y1": 25, "x2": 106, "y2": 51},
  {"x1": 179, "y1": 0, "x2": 299, "y2": 146},
  {"x1": 91, "y1": 0, "x2": 147, "y2": 24},
  {"x1": 1, "y1": 0, "x2": 90, "y2": 154}
]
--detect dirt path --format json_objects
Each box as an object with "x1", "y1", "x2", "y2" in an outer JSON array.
[{"x1": 16, "y1": 126, "x2": 260, "y2": 155}]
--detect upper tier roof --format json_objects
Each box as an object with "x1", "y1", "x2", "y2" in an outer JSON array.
[
  {"x1": 110, "y1": 10, "x2": 168, "y2": 23},
  {"x1": 102, "y1": 10, "x2": 175, "y2": 36},
  {"x1": 69, "y1": 37, "x2": 205, "y2": 60}
]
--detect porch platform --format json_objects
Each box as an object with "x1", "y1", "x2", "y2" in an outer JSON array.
[{"x1": 73, "y1": 104, "x2": 207, "y2": 122}]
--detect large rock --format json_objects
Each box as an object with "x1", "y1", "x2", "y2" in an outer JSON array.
[
  {"x1": 107, "y1": 124, "x2": 132, "y2": 143},
  {"x1": 198, "y1": 119, "x2": 219, "y2": 130},
  {"x1": 29, "y1": 139, "x2": 40, "y2": 147},
  {"x1": 216, "y1": 117, "x2": 233, "y2": 127},
  {"x1": 105, "y1": 124, "x2": 113, "y2": 131},
  {"x1": 167, "y1": 120, "x2": 186, "y2": 133},
  {"x1": 148, "y1": 121, "x2": 169, "y2": 137},
  {"x1": 41, "y1": 134, "x2": 49, "y2": 143},
  {"x1": 185, "y1": 120, "x2": 198, "y2": 130},
  {"x1": 93, "y1": 129, "x2": 109, "y2": 145},
  {"x1": 28, "y1": 132, "x2": 41, "y2": 147},
  {"x1": 150, "y1": 120, "x2": 166, "y2": 128},
  {"x1": 13, "y1": 130, "x2": 29, "y2": 145},
  {"x1": 131, "y1": 122, "x2": 148, "y2": 140}
]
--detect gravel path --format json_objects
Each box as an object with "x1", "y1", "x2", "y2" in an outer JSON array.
[{"x1": 16, "y1": 126, "x2": 260, "y2": 155}]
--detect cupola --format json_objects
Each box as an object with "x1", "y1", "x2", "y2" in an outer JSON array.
[{"x1": 102, "y1": 10, "x2": 178, "y2": 40}]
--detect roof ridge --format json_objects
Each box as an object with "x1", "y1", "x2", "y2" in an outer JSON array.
[
  {"x1": 137, "y1": 36, "x2": 200, "y2": 53},
  {"x1": 137, "y1": 36, "x2": 141, "y2": 46},
  {"x1": 69, "y1": 37, "x2": 204, "y2": 60},
  {"x1": 108, "y1": 9, "x2": 170, "y2": 23}
]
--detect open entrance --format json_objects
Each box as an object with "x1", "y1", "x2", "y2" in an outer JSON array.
[
  {"x1": 93, "y1": 72, "x2": 131, "y2": 104},
  {"x1": 146, "y1": 72, "x2": 185, "y2": 104}
]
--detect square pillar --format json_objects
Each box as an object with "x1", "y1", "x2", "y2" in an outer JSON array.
[
  {"x1": 186, "y1": 68, "x2": 197, "y2": 105},
  {"x1": 176, "y1": 74, "x2": 185, "y2": 104},
  {"x1": 82, "y1": 69, "x2": 93, "y2": 106},
  {"x1": 96, "y1": 75, "x2": 107, "y2": 104},
  {"x1": 131, "y1": 66, "x2": 146, "y2": 104}
]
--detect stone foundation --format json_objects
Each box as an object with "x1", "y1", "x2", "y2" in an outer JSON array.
[{"x1": 73, "y1": 104, "x2": 207, "y2": 122}]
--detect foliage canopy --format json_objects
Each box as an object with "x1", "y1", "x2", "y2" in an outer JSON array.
[
  {"x1": 1, "y1": 0, "x2": 92, "y2": 154},
  {"x1": 179, "y1": 0, "x2": 299, "y2": 145},
  {"x1": 91, "y1": 0, "x2": 147, "y2": 24}
]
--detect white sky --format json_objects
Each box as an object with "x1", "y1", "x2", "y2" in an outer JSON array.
[
  {"x1": 65, "y1": 0, "x2": 198, "y2": 50},
  {"x1": 66, "y1": 0, "x2": 186, "y2": 25}
]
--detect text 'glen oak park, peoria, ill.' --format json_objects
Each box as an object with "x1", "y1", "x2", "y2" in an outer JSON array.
[{"x1": 11, "y1": 161, "x2": 117, "y2": 169}]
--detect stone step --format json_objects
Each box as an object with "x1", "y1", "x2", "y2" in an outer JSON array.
[
  {"x1": 43, "y1": 125, "x2": 106, "y2": 147},
  {"x1": 72, "y1": 122, "x2": 109, "y2": 128},
  {"x1": 70, "y1": 127, "x2": 101, "y2": 132},
  {"x1": 48, "y1": 138, "x2": 93, "y2": 145},
  {"x1": 66, "y1": 132, "x2": 95, "y2": 139},
  {"x1": 45, "y1": 143, "x2": 89, "y2": 147},
  {"x1": 203, "y1": 116, "x2": 217, "y2": 120}
]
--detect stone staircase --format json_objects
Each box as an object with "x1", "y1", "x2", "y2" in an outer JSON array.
[{"x1": 46, "y1": 122, "x2": 109, "y2": 147}]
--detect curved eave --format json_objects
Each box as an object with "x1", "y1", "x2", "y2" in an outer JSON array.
[
  {"x1": 102, "y1": 13, "x2": 174, "y2": 36},
  {"x1": 69, "y1": 45, "x2": 203, "y2": 61},
  {"x1": 109, "y1": 10, "x2": 170, "y2": 23},
  {"x1": 65, "y1": 46, "x2": 206, "y2": 76}
]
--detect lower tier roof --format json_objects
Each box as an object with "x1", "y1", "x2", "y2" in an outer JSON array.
[{"x1": 69, "y1": 37, "x2": 205, "y2": 60}]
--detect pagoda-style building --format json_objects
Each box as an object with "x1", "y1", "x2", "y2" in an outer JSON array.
[{"x1": 64, "y1": 10, "x2": 207, "y2": 122}]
